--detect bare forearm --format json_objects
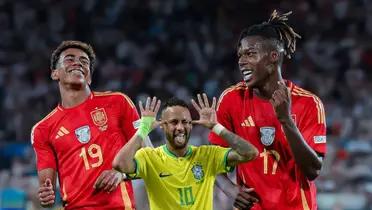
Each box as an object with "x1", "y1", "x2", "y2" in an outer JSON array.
[
  {"x1": 216, "y1": 174, "x2": 239, "y2": 198},
  {"x1": 281, "y1": 119, "x2": 322, "y2": 180},
  {"x1": 219, "y1": 126, "x2": 258, "y2": 161},
  {"x1": 113, "y1": 135, "x2": 143, "y2": 173}
]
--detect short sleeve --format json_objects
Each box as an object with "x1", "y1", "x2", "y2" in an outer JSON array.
[
  {"x1": 131, "y1": 148, "x2": 148, "y2": 179},
  {"x1": 209, "y1": 93, "x2": 233, "y2": 147},
  {"x1": 119, "y1": 94, "x2": 140, "y2": 141},
  {"x1": 31, "y1": 125, "x2": 57, "y2": 171},
  {"x1": 210, "y1": 146, "x2": 234, "y2": 174},
  {"x1": 298, "y1": 98, "x2": 327, "y2": 155}
]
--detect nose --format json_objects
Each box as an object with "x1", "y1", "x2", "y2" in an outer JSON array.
[
  {"x1": 72, "y1": 58, "x2": 83, "y2": 67},
  {"x1": 238, "y1": 57, "x2": 249, "y2": 68},
  {"x1": 175, "y1": 122, "x2": 185, "y2": 131}
]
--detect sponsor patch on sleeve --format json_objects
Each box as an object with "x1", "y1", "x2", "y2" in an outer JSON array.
[
  {"x1": 133, "y1": 119, "x2": 141, "y2": 129},
  {"x1": 314, "y1": 136, "x2": 326, "y2": 144}
]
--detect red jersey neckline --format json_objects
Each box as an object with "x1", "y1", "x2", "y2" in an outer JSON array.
[{"x1": 57, "y1": 92, "x2": 94, "y2": 111}]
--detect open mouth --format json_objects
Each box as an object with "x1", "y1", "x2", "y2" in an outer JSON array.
[
  {"x1": 174, "y1": 133, "x2": 185, "y2": 144},
  {"x1": 68, "y1": 69, "x2": 85, "y2": 76},
  {"x1": 241, "y1": 69, "x2": 253, "y2": 81}
]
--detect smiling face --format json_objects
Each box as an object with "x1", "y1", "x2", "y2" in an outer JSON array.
[
  {"x1": 161, "y1": 106, "x2": 192, "y2": 150},
  {"x1": 238, "y1": 36, "x2": 278, "y2": 88},
  {"x1": 51, "y1": 48, "x2": 92, "y2": 88}
]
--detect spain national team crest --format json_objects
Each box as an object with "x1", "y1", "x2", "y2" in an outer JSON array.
[
  {"x1": 191, "y1": 163, "x2": 204, "y2": 183},
  {"x1": 260, "y1": 127, "x2": 275, "y2": 146},
  {"x1": 75, "y1": 125, "x2": 91, "y2": 144},
  {"x1": 90, "y1": 108, "x2": 108, "y2": 131}
]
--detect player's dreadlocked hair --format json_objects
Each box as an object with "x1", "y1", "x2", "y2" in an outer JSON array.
[{"x1": 238, "y1": 10, "x2": 301, "y2": 59}]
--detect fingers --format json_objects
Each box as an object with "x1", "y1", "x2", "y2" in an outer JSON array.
[
  {"x1": 193, "y1": 93, "x2": 214, "y2": 110},
  {"x1": 191, "y1": 99, "x2": 201, "y2": 112},
  {"x1": 191, "y1": 120, "x2": 202, "y2": 125},
  {"x1": 94, "y1": 170, "x2": 121, "y2": 192},
  {"x1": 38, "y1": 182, "x2": 55, "y2": 206},
  {"x1": 150, "y1": 96, "x2": 157, "y2": 111},
  {"x1": 270, "y1": 82, "x2": 290, "y2": 107},
  {"x1": 154, "y1": 99, "x2": 161, "y2": 113},
  {"x1": 233, "y1": 188, "x2": 259, "y2": 209},
  {"x1": 202, "y1": 93, "x2": 209, "y2": 107},
  {"x1": 45, "y1": 178, "x2": 52, "y2": 187},
  {"x1": 145, "y1": 97, "x2": 150, "y2": 110},
  {"x1": 239, "y1": 188, "x2": 259, "y2": 203},
  {"x1": 139, "y1": 97, "x2": 161, "y2": 119},
  {"x1": 139, "y1": 100, "x2": 144, "y2": 113},
  {"x1": 197, "y1": 94, "x2": 204, "y2": 108},
  {"x1": 103, "y1": 172, "x2": 116, "y2": 191}
]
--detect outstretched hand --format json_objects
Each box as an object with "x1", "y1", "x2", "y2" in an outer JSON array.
[
  {"x1": 269, "y1": 81, "x2": 291, "y2": 123},
  {"x1": 191, "y1": 93, "x2": 217, "y2": 129},
  {"x1": 139, "y1": 96, "x2": 162, "y2": 129}
]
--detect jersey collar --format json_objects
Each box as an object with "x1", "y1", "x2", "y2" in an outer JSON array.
[{"x1": 162, "y1": 145, "x2": 192, "y2": 159}]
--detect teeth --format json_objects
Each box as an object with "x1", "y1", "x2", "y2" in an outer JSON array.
[{"x1": 242, "y1": 70, "x2": 252, "y2": 81}]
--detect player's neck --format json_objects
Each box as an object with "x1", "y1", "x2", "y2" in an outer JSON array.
[
  {"x1": 166, "y1": 143, "x2": 189, "y2": 157},
  {"x1": 254, "y1": 69, "x2": 283, "y2": 99},
  {"x1": 59, "y1": 85, "x2": 91, "y2": 108}
]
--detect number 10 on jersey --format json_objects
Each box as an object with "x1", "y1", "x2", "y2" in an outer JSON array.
[{"x1": 178, "y1": 186, "x2": 195, "y2": 206}]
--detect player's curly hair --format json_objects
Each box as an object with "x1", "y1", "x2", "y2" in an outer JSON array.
[
  {"x1": 237, "y1": 10, "x2": 301, "y2": 59},
  {"x1": 50, "y1": 40, "x2": 96, "y2": 73}
]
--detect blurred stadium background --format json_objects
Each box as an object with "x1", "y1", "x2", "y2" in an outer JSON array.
[{"x1": 0, "y1": 0, "x2": 371, "y2": 209}]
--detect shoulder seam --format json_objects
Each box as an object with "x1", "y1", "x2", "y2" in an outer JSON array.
[
  {"x1": 292, "y1": 88, "x2": 325, "y2": 124},
  {"x1": 32, "y1": 108, "x2": 58, "y2": 130},
  {"x1": 217, "y1": 83, "x2": 246, "y2": 110},
  {"x1": 94, "y1": 91, "x2": 135, "y2": 108}
]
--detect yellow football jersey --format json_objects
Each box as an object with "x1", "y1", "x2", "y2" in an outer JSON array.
[{"x1": 133, "y1": 145, "x2": 233, "y2": 210}]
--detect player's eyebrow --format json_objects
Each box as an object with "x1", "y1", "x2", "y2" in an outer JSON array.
[{"x1": 64, "y1": 54, "x2": 90, "y2": 61}]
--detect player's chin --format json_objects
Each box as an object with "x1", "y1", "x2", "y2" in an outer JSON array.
[{"x1": 172, "y1": 139, "x2": 188, "y2": 149}]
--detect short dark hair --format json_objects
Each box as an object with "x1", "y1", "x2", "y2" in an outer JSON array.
[
  {"x1": 238, "y1": 10, "x2": 301, "y2": 59},
  {"x1": 50, "y1": 40, "x2": 96, "y2": 73},
  {"x1": 162, "y1": 97, "x2": 189, "y2": 113}
]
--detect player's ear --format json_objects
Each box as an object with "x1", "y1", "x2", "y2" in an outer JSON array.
[
  {"x1": 51, "y1": 68, "x2": 59, "y2": 81},
  {"x1": 159, "y1": 118, "x2": 164, "y2": 129},
  {"x1": 270, "y1": 50, "x2": 279, "y2": 63}
]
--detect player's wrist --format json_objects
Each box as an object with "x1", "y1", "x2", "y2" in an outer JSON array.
[
  {"x1": 136, "y1": 116, "x2": 155, "y2": 140},
  {"x1": 212, "y1": 123, "x2": 225, "y2": 136}
]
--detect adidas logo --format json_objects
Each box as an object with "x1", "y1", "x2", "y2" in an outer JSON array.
[
  {"x1": 241, "y1": 116, "x2": 255, "y2": 127},
  {"x1": 55, "y1": 126, "x2": 70, "y2": 139}
]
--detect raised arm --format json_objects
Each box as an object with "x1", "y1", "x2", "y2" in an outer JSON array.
[
  {"x1": 191, "y1": 93, "x2": 258, "y2": 167},
  {"x1": 113, "y1": 97, "x2": 161, "y2": 174},
  {"x1": 270, "y1": 81, "x2": 323, "y2": 180}
]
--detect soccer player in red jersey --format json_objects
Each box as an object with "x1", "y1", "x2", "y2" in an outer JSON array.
[
  {"x1": 31, "y1": 41, "x2": 139, "y2": 209},
  {"x1": 209, "y1": 10, "x2": 327, "y2": 210}
]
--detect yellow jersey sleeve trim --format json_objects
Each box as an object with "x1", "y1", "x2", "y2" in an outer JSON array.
[
  {"x1": 126, "y1": 159, "x2": 140, "y2": 179},
  {"x1": 223, "y1": 148, "x2": 234, "y2": 173}
]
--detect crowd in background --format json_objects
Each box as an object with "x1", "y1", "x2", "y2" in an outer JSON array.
[{"x1": 0, "y1": 0, "x2": 371, "y2": 209}]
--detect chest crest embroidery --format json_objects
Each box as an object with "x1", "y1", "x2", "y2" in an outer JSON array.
[
  {"x1": 90, "y1": 108, "x2": 108, "y2": 131},
  {"x1": 191, "y1": 163, "x2": 204, "y2": 183}
]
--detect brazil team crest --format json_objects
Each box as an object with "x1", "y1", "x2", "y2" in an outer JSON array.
[
  {"x1": 260, "y1": 127, "x2": 275, "y2": 146},
  {"x1": 90, "y1": 108, "x2": 108, "y2": 131},
  {"x1": 191, "y1": 163, "x2": 204, "y2": 182},
  {"x1": 75, "y1": 125, "x2": 91, "y2": 143}
]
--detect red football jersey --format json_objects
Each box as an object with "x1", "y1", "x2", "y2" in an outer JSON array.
[
  {"x1": 31, "y1": 91, "x2": 139, "y2": 210},
  {"x1": 209, "y1": 81, "x2": 326, "y2": 210}
]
